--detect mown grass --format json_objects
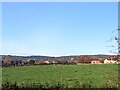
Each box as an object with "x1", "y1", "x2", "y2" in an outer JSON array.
[{"x1": 2, "y1": 64, "x2": 119, "y2": 88}]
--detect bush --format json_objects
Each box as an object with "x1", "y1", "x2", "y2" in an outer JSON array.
[{"x1": 1, "y1": 81, "x2": 118, "y2": 90}]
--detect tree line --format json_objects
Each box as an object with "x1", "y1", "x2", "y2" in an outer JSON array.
[{"x1": 1, "y1": 55, "x2": 117, "y2": 67}]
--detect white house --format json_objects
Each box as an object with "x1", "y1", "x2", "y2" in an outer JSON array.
[
  {"x1": 44, "y1": 60, "x2": 50, "y2": 64},
  {"x1": 104, "y1": 59, "x2": 117, "y2": 64},
  {"x1": 104, "y1": 59, "x2": 110, "y2": 64},
  {"x1": 110, "y1": 60, "x2": 117, "y2": 64}
]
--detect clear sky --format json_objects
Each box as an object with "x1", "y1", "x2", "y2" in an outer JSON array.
[{"x1": 2, "y1": 2, "x2": 118, "y2": 56}]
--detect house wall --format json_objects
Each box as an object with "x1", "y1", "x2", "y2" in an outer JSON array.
[
  {"x1": 104, "y1": 59, "x2": 110, "y2": 64},
  {"x1": 104, "y1": 59, "x2": 117, "y2": 64},
  {"x1": 91, "y1": 61, "x2": 101, "y2": 64}
]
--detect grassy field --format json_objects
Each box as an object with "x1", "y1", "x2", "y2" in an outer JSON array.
[{"x1": 2, "y1": 64, "x2": 119, "y2": 88}]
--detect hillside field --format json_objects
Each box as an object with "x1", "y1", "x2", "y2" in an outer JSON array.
[{"x1": 2, "y1": 64, "x2": 119, "y2": 88}]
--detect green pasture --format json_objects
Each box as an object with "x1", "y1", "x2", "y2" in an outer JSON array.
[{"x1": 2, "y1": 64, "x2": 119, "y2": 88}]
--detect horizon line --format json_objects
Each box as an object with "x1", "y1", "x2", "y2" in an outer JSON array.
[{"x1": 0, "y1": 53, "x2": 117, "y2": 57}]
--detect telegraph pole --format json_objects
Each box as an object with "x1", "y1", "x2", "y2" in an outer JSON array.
[
  {"x1": 118, "y1": 28, "x2": 120, "y2": 55},
  {"x1": 118, "y1": 1, "x2": 120, "y2": 89},
  {"x1": 118, "y1": 1, "x2": 120, "y2": 55}
]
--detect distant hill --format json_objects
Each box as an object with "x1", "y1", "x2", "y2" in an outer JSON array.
[{"x1": 0, "y1": 54, "x2": 116, "y2": 61}]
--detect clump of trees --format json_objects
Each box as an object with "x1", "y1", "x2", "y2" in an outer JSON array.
[
  {"x1": 1, "y1": 55, "x2": 77, "y2": 67},
  {"x1": 99, "y1": 58, "x2": 104, "y2": 63},
  {"x1": 76, "y1": 55, "x2": 92, "y2": 64}
]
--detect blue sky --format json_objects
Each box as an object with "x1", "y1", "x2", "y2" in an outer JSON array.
[{"x1": 2, "y1": 2, "x2": 118, "y2": 56}]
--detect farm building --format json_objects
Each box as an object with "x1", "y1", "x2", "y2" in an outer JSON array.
[
  {"x1": 104, "y1": 59, "x2": 110, "y2": 64},
  {"x1": 91, "y1": 60, "x2": 101, "y2": 64},
  {"x1": 103, "y1": 55, "x2": 119, "y2": 64},
  {"x1": 44, "y1": 60, "x2": 50, "y2": 64},
  {"x1": 104, "y1": 59, "x2": 117, "y2": 64}
]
